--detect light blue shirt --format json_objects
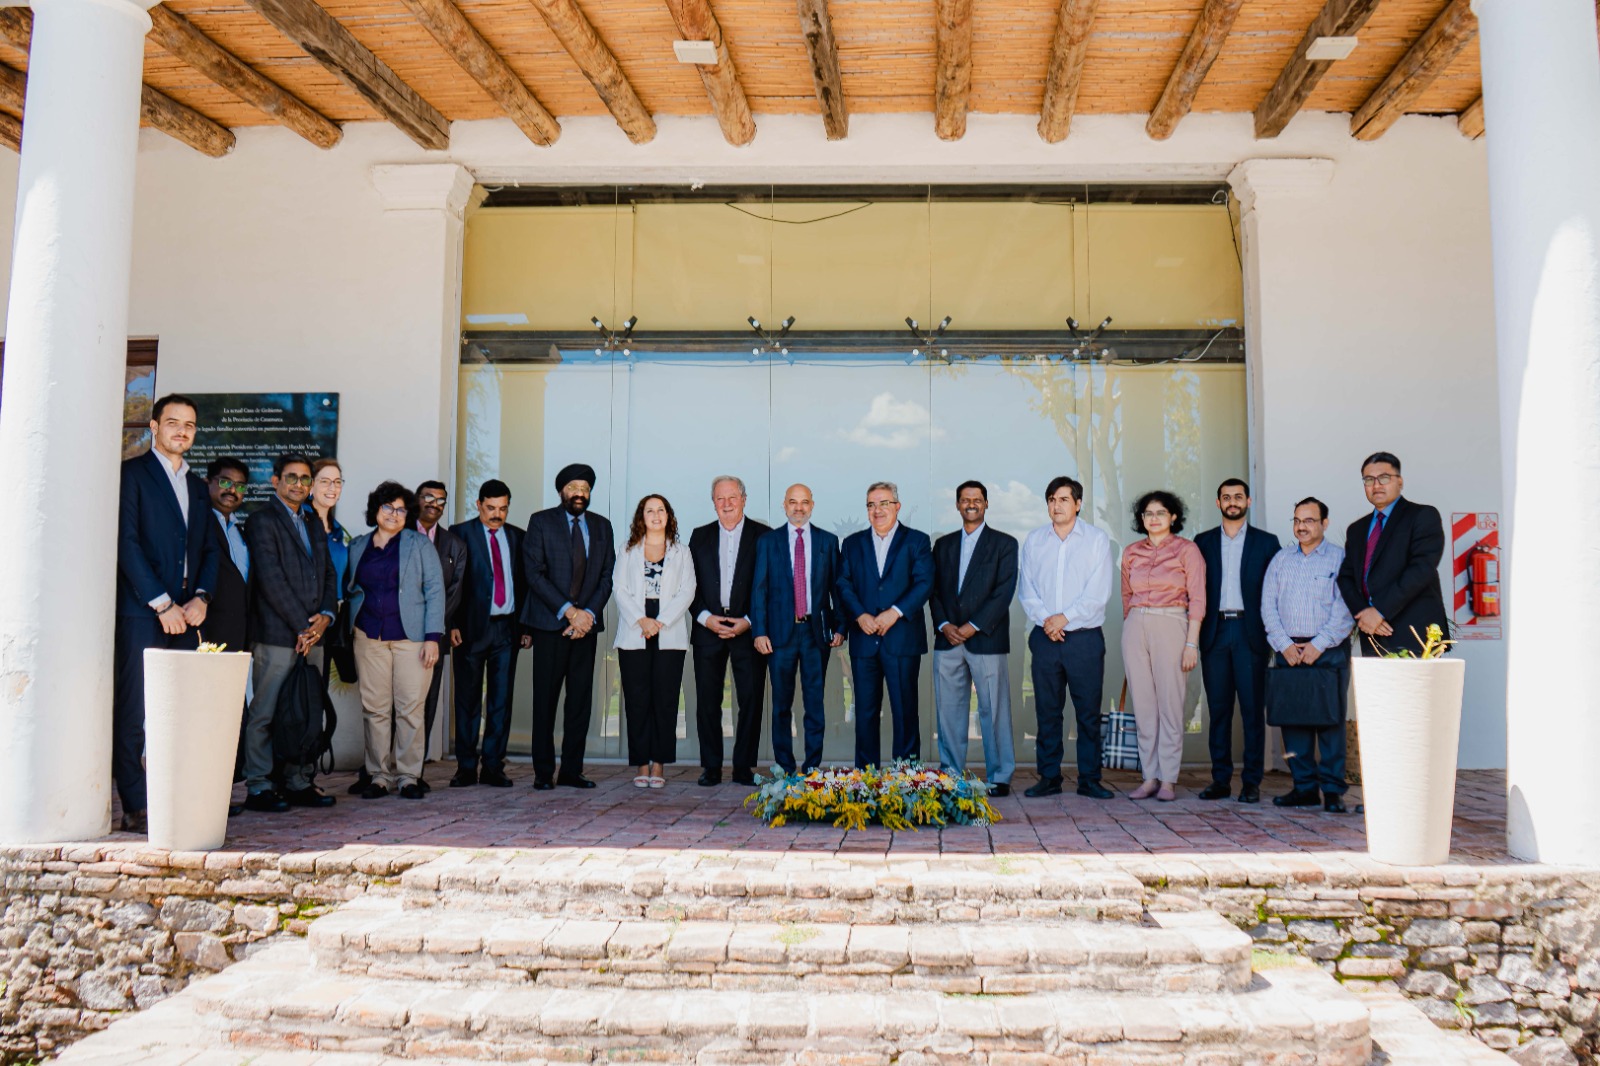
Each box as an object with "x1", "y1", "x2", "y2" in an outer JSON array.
[
  {"x1": 483, "y1": 524, "x2": 515, "y2": 617},
  {"x1": 1219, "y1": 525, "x2": 1247, "y2": 612},
  {"x1": 787, "y1": 522, "x2": 815, "y2": 613},
  {"x1": 1018, "y1": 519, "x2": 1114, "y2": 631},
  {"x1": 1367, "y1": 499, "x2": 1398, "y2": 537},
  {"x1": 282, "y1": 497, "x2": 311, "y2": 555},
  {"x1": 1261, "y1": 538, "x2": 1355, "y2": 653},
  {"x1": 557, "y1": 512, "x2": 594, "y2": 623},
  {"x1": 214, "y1": 508, "x2": 249, "y2": 581},
  {"x1": 957, "y1": 523, "x2": 984, "y2": 593}
]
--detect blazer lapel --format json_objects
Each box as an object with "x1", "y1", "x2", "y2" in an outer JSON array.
[
  {"x1": 880, "y1": 526, "x2": 907, "y2": 583},
  {"x1": 1367, "y1": 498, "x2": 1407, "y2": 571},
  {"x1": 144, "y1": 450, "x2": 186, "y2": 527}
]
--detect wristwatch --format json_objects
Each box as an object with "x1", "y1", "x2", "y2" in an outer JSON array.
[{"x1": 195, "y1": 591, "x2": 212, "y2": 605}]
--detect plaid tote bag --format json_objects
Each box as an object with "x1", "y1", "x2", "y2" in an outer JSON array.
[{"x1": 1100, "y1": 681, "x2": 1142, "y2": 773}]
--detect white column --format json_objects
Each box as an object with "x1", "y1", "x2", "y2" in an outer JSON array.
[
  {"x1": 1473, "y1": 0, "x2": 1600, "y2": 863},
  {"x1": 0, "y1": 0, "x2": 159, "y2": 843}
]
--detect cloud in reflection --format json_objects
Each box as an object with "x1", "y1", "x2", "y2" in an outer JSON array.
[{"x1": 837, "y1": 392, "x2": 945, "y2": 450}]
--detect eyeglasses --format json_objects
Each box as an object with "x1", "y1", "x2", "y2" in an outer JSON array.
[
  {"x1": 1140, "y1": 510, "x2": 1172, "y2": 520},
  {"x1": 1292, "y1": 519, "x2": 1322, "y2": 527},
  {"x1": 865, "y1": 501, "x2": 898, "y2": 511},
  {"x1": 314, "y1": 477, "x2": 343, "y2": 488},
  {"x1": 1361, "y1": 474, "x2": 1398, "y2": 487},
  {"x1": 280, "y1": 474, "x2": 312, "y2": 487},
  {"x1": 212, "y1": 478, "x2": 246, "y2": 491},
  {"x1": 380, "y1": 503, "x2": 408, "y2": 517},
  {"x1": 419, "y1": 495, "x2": 447, "y2": 506}
]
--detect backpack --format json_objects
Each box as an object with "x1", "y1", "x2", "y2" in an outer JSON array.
[{"x1": 272, "y1": 654, "x2": 338, "y2": 768}]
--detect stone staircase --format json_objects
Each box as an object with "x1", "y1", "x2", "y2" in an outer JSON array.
[{"x1": 50, "y1": 851, "x2": 1515, "y2": 1065}]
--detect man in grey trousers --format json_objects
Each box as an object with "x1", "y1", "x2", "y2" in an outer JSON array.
[{"x1": 929, "y1": 481, "x2": 1019, "y2": 795}]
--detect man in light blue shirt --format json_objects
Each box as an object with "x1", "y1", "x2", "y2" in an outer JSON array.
[{"x1": 1017, "y1": 475, "x2": 1115, "y2": 799}]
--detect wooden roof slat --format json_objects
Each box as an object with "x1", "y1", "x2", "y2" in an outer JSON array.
[
  {"x1": 1350, "y1": 0, "x2": 1477, "y2": 140},
  {"x1": 0, "y1": 62, "x2": 23, "y2": 114},
  {"x1": 242, "y1": 0, "x2": 451, "y2": 149},
  {"x1": 664, "y1": 0, "x2": 755, "y2": 146},
  {"x1": 1147, "y1": 0, "x2": 1245, "y2": 140},
  {"x1": 1254, "y1": 0, "x2": 1383, "y2": 139},
  {"x1": 0, "y1": 108, "x2": 18, "y2": 153},
  {"x1": 397, "y1": 0, "x2": 560, "y2": 145},
  {"x1": 934, "y1": 0, "x2": 972, "y2": 141},
  {"x1": 1458, "y1": 94, "x2": 1483, "y2": 138},
  {"x1": 528, "y1": 0, "x2": 655, "y2": 143},
  {"x1": 797, "y1": 0, "x2": 847, "y2": 139},
  {"x1": 142, "y1": 83, "x2": 237, "y2": 155},
  {"x1": 1037, "y1": 0, "x2": 1099, "y2": 142}
]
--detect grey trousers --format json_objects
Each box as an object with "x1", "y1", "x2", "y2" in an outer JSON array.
[
  {"x1": 934, "y1": 646, "x2": 1014, "y2": 783},
  {"x1": 244, "y1": 643, "x2": 322, "y2": 794}
]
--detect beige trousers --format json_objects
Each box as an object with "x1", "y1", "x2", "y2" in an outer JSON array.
[
  {"x1": 1121, "y1": 607, "x2": 1189, "y2": 784},
  {"x1": 355, "y1": 632, "x2": 428, "y2": 789}
]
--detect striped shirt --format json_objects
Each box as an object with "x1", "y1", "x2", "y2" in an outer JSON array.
[{"x1": 1261, "y1": 538, "x2": 1355, "y2": 653}]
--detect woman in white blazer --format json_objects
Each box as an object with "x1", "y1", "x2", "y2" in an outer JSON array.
[{"x1": 614, "y1": 494, "x2": 696, "y2": 788}]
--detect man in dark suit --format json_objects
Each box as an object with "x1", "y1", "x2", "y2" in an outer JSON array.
[
  {"x1": 520, "y1": 462, "x2": 615, "y2": 790},
  {"x1": 114, "y1": 394, "x2": 221, "y2": 833},
  {"x1": 1336, "y1": 451, "x2": 1449, "y2": 657},
  {"x1": 242, "y1": 453, "x2": 339, "y2": 813},
  {"x1": 1195, "y1": 478, "x2": 1281, "y2": 804},
  {"x1": 414, "y1": 480, "x2": 467, "y2": 791},
  {"x1": 203, "y1": 456, "x2": 252, "y2": 655},
  {"x1": 449, "y1": 479, "x2": 531, "y2": 788},
  {"x1": 752, "y1": 483, "x2": 843, "y2": 774},
  {"x1": 930, "y1": 480, "x2": 1019, "y2": 794},
  {"x1": 689, "y1": 475, "x2": 772, "y2": 787},
  {"x1": 837, "y1": 481, "x2": 934, "y2": 769}
]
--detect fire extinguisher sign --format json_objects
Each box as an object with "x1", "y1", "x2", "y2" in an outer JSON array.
[{"x1": 1451, "y1": 512, "x2": 1502, "y2": 640}]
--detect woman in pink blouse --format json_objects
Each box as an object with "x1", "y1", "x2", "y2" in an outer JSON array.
[{"x1": 1120, "y1": 490, "x2": 1206, "y2": 801}]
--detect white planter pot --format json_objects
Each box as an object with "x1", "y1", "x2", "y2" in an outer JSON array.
[
  {"x1": 1351, "y1": 657, "x2": 1466, "y2": 866},
  {"x1": 144, "y1": 649, "x2": 252, "y2": 851}
]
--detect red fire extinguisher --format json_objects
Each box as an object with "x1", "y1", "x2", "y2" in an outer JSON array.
[{"x1": 1470, "y1": 546, "x2": 1500, "y2": 617}]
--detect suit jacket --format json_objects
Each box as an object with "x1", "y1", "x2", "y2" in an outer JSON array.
[
  {"x1": 245, "y1": 497, "x2": 338, "y2": 649},
  {"x1": 1336, "y1": 496, "x2": 1449, "y2": 653},
  {"x1": 751, "y1": 523, "x2": 841, "y2": 649},
  {"x1": 1195, "y1": 524, "x2": 1282, "y2": 656},
  {"x1": 346, "y1": 529, "x2": 447, "y2": 644},
  {"x1": 419, "y1": 524, "x2": 467, "y2": 653},
  {"x1": 519, "y1": 506, "x2": 616, "y2": 633},
  {"x1": 837, "y1": 524, "x2": 935, "y2": 658},
  {"x1": 204, "y1": 512, "x2": 251, "y2": 652},
  {"x1": 687, "y1": 518, "x2": 773, "y2": 651},
  {"x1": 929, "y1": 524, "x2": 1019, "y2": 656},
  {"x1": 116, "y1": 450, "x2": 220, "y2": 618},
  {"x1": 450, "y1": 518, "x2": 527, "y2": 647}
]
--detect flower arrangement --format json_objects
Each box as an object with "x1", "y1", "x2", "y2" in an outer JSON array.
[{"x1": 745, "y1": 760, "x2": 1001, "y2": 830}]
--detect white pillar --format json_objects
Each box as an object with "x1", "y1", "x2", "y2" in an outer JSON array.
[
  {"x1": 1473, "y1": 0, "x2": 1600, "y2": 863},
  {"x1": 0, "y1": 0, "x2": 158, "y2": 843}
]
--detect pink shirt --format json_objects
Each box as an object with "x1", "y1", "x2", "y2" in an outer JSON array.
[{"x1": 1121, "y1": 535, "x2": 1206, "y2": 622}]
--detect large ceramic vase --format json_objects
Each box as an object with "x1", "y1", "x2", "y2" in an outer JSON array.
[
  {"x1": 1352, "y1": 657, "x2": 1466, "y2": 866},
  {"x1": 144, "y1": 648, "x2": 252, "y2": 851}
]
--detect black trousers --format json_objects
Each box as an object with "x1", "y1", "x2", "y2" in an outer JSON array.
[
  {"x1": 422, "y1": 655, "x2": 446, "y2": 761},
  {"x1": 693, "y1": 633, "x2": 766, "y2": 774},
  {"x1": 1201, "y1": 617, "x2": 1269, "y2": 788},
  {"x1": 453, "y1": 616, "x2": 519, "y2": 774},
  {"x1": 1028, "y1": 625, "x2": 1105, "y2": 783},
  {"x1": 619, "y1": 602, "x2": 685, "y2": 765},
  {"x1": 529, "y1": 628, "x2": 598, "y2": 780},
  {"x1": 113, "y1": 613, "x2": 198, "y2": 812}
]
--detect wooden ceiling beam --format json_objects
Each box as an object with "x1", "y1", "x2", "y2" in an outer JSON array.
[
  {"x1": 934, "y1": 0, "x2": 973, "y2": 141},
  {"x1": 1351, "y1": 0, "x2": 1477, "y2": 141},
  {"x1": 243, "y1": 0, "x2": 450, "y2": 150},
  {"x1": 398, "y1": 0, "x2": 559, "y2": 146},
  {"x1": 148, "y1": 4, "x2": 341, "y2": 149},
  {"x1": 1458, "y1": 94, "x2": 1483, "y2": 138},
  {"x1": 0, "y1": 63, "x2": 24, "y2": 114},
  {"x1": 664, "y1": 0, "x2": 754, "y2": 147},
  {"x1": 0, "y1": 8, "x2": 28, "y2": 51},
  {"x1": 1254, "y1": 0, "x2": 1381, "y2": 139},
  {"x1": 1147, "y1": 0, "x2": 1244, "y2": 140},
  {"x1": 1038, "y1": 0, "x2": 1100, "y2": 143},
  {"x1": 527, "y1": 0, "x2": 654, "y2": 144},
  {"x1": 797, "y1": 0, "x2": 847, "y2": 140},
  {"x1": 0, "y1": 110, "x2": 19, "y2": 154}
]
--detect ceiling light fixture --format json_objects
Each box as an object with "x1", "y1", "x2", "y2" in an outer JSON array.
[
  {"x1": 673, "y1": 39, "x2": 719, "y2": 64},
  {"x1": 1306, "y1": 35, "x2": 1360, "y2": 61}
]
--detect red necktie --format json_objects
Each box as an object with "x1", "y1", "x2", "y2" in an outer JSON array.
[
  {"x1": 793, "y1": 527, "x2": 808, "y2": 617},
  {"x1": 490, "y1": 527, "x2": 507, "y2": 608},
  {"x1": 1361, "y1": 511, "x2": 1386, "y2": 598}
]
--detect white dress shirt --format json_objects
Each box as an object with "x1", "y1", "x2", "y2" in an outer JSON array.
[
  {"x1": 869, "y1": 524, "x2": 904, "y2": 618},
  {"x1": 1018, "y1": 519, "x2": 1114, "y2": 631},
  {"x1": 697, "y1": 518, "x2": 747, "y2": 626},
  {"x1": 150, "y1": 450, "x2": 193, "y2": 607}
]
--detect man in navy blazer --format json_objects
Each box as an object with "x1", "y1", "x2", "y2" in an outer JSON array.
[
  {"x1": 836, "y1": 481, "x2": 934, "y2": 769},
  {"x1": 114, "y1": 394, "x2": 220, "y2": 833},
  {"x1": 752, "y1": 483, "x2": 843, "y2": 774},
  {"x1": 1194, "y1": 478, "x2": 1282, "y2": 804},
  {"x1": 449, "y1": 479, "x2": 532, "y2": 789}
]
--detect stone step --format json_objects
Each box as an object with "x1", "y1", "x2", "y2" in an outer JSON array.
[
  {"x1": 1357, "y1": 987, "x2": 1515, "y2": 1065},
  {"x1": 187, "y1": 938, "x2": 1374, "y2": 1064},
  {"x1": 310, "y1": 896, "x2": 1253, "y2": 993},
  {"x1": 400, "y1": 851, "x2": 1148, "y2": 924}
]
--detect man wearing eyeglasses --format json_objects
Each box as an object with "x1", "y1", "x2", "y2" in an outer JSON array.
[
  {"x1": 242, "y1": 453, "x2": 339, "y2": 813},
  {"x1": 1335, "y1": 452, "x2": 1449, "y2": 658}
]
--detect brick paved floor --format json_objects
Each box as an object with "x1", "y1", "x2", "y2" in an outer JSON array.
[{"x1": 108, "y1": 765, "x2": 1513, "y2": 861}]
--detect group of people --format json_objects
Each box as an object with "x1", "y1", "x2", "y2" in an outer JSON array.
[{"x1": 113, "y1": 392, "x2": 1450, "y2": 834}]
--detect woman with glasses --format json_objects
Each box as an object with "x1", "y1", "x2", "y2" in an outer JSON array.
[
  {"x1": 614, "y1": 494, "x2": 696, "y2": 789},
  {"x1": 1120, "y1": 490, "x2": 1205, "y2": 802},
  {"x1": 346, "y1": 481, "x2": 444, "y2": 800}
]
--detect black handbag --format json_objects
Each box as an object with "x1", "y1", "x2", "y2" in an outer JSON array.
[
  {"x1": 271, "y1": 653, "x2": 338, "y2": 766},
  {"x1": 1265, "y1": 644, "x2": 1349, "y2": 728}
]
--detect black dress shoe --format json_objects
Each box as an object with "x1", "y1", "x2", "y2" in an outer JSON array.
[
  {"x1": 399, "y1": 783, "x2": 425, "y2": 800},
  {"x1": 119, "y1": 809, "x2": 148, "y2": 833},
  {"x1": 988, "y1": 782, "x2": 1011, "y2": 797},
  {"x1": 1198, "y1": 782, "x2": 1231, "y2": 801},
  {"x1": 417, "y1": 777, "x2": 431, "y2": 794},
  {"x1": 1323, "y1": 795, "x2": 1348, "y2": 814},
  {"x1": 480, "y1": 769, "x2": 513, "y2": 788},
  {"x1": 1024, "y1": 777, "x2": 1063, "y2": 798},
  {"x1": 450, "y1": 770, "x2": 478, "y2": 787},
  {"x1": 1076, "y1": 781, "x2": 1114, "y2": 799},
  {"x1": 359, "y1": 783, "x2": 390, "y2": 800},
  {"x1": 1237, "y1": 784, "x2": 1261, "y2": 804},
  {"x1": 698, "y1": 770, "x2": 722, "y2": 787},
  {"x1": 283, "y1": 786, "x2": 336, "y2": 808},
  {"x1": 731, "y1": 770, "x2": 757, "y2": 786},
  {"x1": 532, "y1": 778, "x2": 556, "y2": 791},
  {"x1": 227, "y1": 803, "x2": 244, "y2": 818},
  {"x1": 347, "y1": 769, "x2": 373, "y2": 796},
  {"x1": 244, "y1": 790, "x2": 290, "y2": 813},
  {"x1": 556, "y1": 774, "x2": 596, "y2": 789},
  {"x1": 1272, "y1": 788, "x2": 1321, "y2": 808}
]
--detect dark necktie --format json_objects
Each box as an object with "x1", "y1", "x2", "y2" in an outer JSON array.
[
  {"x1": 489, "y1": 527, "x2": 507, "y2": 608},
  {"x1": 1361, "y1": 511, "x2": 1386, "y2": 598},
  {"x1": 568, "y1": 516, "x2": 587, "y2": 601}
]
